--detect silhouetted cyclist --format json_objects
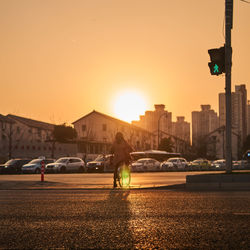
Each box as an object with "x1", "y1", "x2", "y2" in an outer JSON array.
[{"x1": 110, "y1": 132, "x2": 133, "y2": 188}]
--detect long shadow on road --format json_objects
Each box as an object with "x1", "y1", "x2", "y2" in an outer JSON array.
[{"x1": 80, "y1": 190, "x2": 134, "y2": 249}]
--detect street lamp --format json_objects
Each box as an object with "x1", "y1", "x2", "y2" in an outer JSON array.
[{"x1": 158, "y1": 113, "x2": 168, "y2": 149}]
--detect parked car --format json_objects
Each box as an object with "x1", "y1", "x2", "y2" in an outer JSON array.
[
  {"x1": 22, "y1": 158, "x2": 55, "y2": 174},
  {"x1": 86, "y1": 154, "x2": 113, "y2": 173},
  {"x1": 131, "y1": 158, "x2": 161, "y2": 172},
  {"x1": 211, "y1": 159, "x2": 226, "y2": 170},
  {"x1": 160, "y1": 161, "x2": 175, "y2": 171},
  {"x1": 45, "y1": 157, "x2": 85, "y2": 173},
  {"x1": 189, "y1": 159, "x2": 211, "y2": 171},
  {"x1": 233, "y1": 160, "x2": 248, "y2": 170},
  {"x1": 0, "y1": 159, "x2": 30, "y2": 174},
  {"x1": 166, "y1": 157, "x2": 189, "y2": 171}
]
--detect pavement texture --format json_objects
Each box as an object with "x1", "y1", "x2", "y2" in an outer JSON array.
[{"x1": 1, "y1": 189, "x2": 250, "y2": 249}]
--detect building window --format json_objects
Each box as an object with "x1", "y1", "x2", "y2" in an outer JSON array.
[
  {"x1": 37, "y1": 129, "x2": 41, "y2": 137},
  {"x1": 82, "y1": 125, "x2": 86, "y2": 132},
  {"x1": 26, "y1": 146, "x2": 30, "y2": 150},
  {"x1": 102, "y1": 124, "x2": 107, "y2": 131},
  {"x1": 2, "y1": 134, "x2": 6, "y2": 140},
  {"x1": 29, "y1": 128, "x2": 32, "y2": 134},
  {"x1": 15, "y1": 145, "x2": 18, "y2": 150},
  {"x1": 32, "y1": 146, "x2": 36, "y2": 150},
  {"x1": 16, "y1": 126, "x2": 20, "y2": 134},
  {"x1": 43, "y1": 147, "x2": 47, "y2": 150}
]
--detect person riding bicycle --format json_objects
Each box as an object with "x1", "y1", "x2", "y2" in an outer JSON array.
[{"x1": 110, "y1": 132, "x2": 133, "y2": 188}]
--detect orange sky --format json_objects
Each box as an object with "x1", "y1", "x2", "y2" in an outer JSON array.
[{"x1": 0, "y1": 0, "x2": 250, "y2": 124}]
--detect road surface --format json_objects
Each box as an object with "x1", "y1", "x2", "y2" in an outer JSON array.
[
  {"x1": 0, "y1": 189, "x2": 249, "y2": 249},
  {"x1": 0, "y1": 171, "x2": 222, "y2": 189}
]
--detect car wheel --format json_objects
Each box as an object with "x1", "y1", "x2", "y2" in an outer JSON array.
[
  {"x1": 60, "y1": 166, "x2": 66, "y2": 173},
  {"x1": 35, "y1": 168, "x2": 41, "y2": 174},
  {"x1": 78, "y1": 166, "x2": 84, "y2": 173}
]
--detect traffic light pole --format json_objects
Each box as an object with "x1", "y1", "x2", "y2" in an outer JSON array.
[{"x1": 225, "y1": 0, "x2": 233, "y2": 173}]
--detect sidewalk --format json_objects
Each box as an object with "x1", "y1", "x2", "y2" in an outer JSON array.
[{"x1": 0, "y1": 173, "x2": 180, "y2": 190}]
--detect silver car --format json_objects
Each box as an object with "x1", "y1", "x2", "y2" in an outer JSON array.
[
  {"x1": 45, "y1": 157, "x2": 85, "y2": 173},
  {"x1": 166, "y1": 157, "x2": 189, "y2": 171},
  {"x1": 160, "y1": 161, "x2": 175, "y2": 171},
  {"x1": 131, "y1": 158, "x2": 160, "y2": 172},
  {"x1": 22, "y1": 159, "x2": 55, "y2": 174}
]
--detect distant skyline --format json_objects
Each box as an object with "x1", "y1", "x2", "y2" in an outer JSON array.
[{"x1": 0, "y1": 0, "x2": 250, "y2": 124}]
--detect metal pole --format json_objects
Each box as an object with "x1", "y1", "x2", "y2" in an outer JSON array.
[
  {"x1": 157, "y1": 113, "x2": 166, "y2": 149},
  {"x1": 158, "y1": 116, "x2": 161, "y2": 149},
  {"x1": 225, "y1": 0, "x2": 233, "y2": 173}
]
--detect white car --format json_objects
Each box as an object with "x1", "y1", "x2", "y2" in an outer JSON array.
[
  {"x1": 160, "y1": 161, "x2": 175, "y2": 171},
  {"x1": 45, "y1": 157, "x2": 85, "y2": 173},
  {"x1": 166, "y1": 157, "x2": 189, "y2": 170},
  {"x1": 131, "y1": 158, "x2": 160, "y2": 172},
  {"x1": 211, "y1": 159, "x2": 226, "y2": 170}
]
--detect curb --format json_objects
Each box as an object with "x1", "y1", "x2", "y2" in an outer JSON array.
[{"x1": 186, "y1": 173, "x2": 250, "y2": 190}]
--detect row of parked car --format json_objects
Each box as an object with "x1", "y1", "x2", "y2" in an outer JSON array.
[
  {"x1": 160, "y1": 158, "x2": 249, "y2": 171},
  {"x1": 0, "y1": 157, "x2": 85, "y2": 174},
  {"x1": 130, "y1": 157, "x2": 249, "y2": 172},
  {"x1": 1, "y1": 155, "x2": 249, "y2": 174},
  {"x1": 85, "y1": 155, "x2": 250, "y2": 172}
]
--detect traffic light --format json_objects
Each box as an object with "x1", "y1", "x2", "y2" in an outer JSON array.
[{"x1": 208, "y1": 46, "x2": 225, "y2": 75}]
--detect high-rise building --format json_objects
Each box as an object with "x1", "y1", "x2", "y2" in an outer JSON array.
[
  {"x1": 192, "y1": 105, "x2": 219, "y2": 149},
  {"x1": 132, "y1": 104, "x2": 172, "y2": 149},
  {"x1": 219, "y1": 84, "x2": 247, "y2": 157},
  {"x1": 132, "y1": 105, "x2": 191, "y2": 153},
  {"x1": 172, "y1": 116, "x2": 190, "y2": 144}
]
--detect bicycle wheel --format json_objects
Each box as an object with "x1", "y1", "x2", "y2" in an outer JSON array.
[{"x1": 118, "y1": 164, "x2": 131, "y2": 188}]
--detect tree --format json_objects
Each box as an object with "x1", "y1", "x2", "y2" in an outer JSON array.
[
  {"x1": 53, "y1": 124, "x2": 77, "y2": 143},
  {"x1": 50, "y1": 124, "x2": 77, "y2": 158},
  {"x1": 158, "y1": 137, "x2": 174, "y2": 152}
]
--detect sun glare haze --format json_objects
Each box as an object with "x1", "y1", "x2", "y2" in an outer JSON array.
[{"x1": 113, "y1": 91, "x2": 147, "y2": 123}]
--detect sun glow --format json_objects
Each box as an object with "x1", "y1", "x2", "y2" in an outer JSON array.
[{"x1": 113, "y1": 90, "x2": 147, "y2": 123}]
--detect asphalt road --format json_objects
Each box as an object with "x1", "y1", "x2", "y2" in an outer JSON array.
[
  {"x1": 0, "y1": 189, "x2": 250, "y2": 249},
  {"x1": 0, "y1": 171, "x2": 222, "y2": 189}
]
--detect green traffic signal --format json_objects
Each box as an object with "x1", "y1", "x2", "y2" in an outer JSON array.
[
  {"x1": 208, "y1": 46, "x2": 225, "y2": 76},
  {"x1": 208, "y1": 62, "x2": 223, "y2": 75},
  {"x1": 213, "y1": 64, "x2": 219, "y2": 73}
]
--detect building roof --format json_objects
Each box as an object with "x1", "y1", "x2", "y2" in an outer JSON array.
[
  {"x1": 72, "y1": 110, "x2": 152, "y2": 134},
  {"x1": 0, "y1": 114, "x2": 15, "y2": 124},
  {"x1": 7, "y1": 114, "x2": 55, "y2": 131}
]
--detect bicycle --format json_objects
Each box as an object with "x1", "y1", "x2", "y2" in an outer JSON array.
[{"x1": 117, "y1": 163, "x2": 131, "y2": 188}]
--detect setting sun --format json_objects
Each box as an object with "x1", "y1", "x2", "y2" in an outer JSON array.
[{"x1": 113, "y1": 91, "x2": 147, "y2": 123}]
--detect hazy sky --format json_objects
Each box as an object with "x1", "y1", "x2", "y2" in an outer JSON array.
[{"x1": 0, "y1": 0, "x2": 250, "y2": 124}]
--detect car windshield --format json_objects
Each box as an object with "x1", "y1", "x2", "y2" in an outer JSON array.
[
  {"x1": 167, "y1": 159, "x2": 175, "y2": 162},
  {"x1": 193, "y1": 160, "x2": 201, "y2": 163},
  {"x1": 56, "y1": 158, "x2": 68, "y2": 163},
  {"x1": 95, "y1": 155, "x2": 105, "y2": 162},
  {"x1": 29, "y1": 159, "x2": 42, "y2": 164},
  {"x1": 5, "y1": 159, "x2": 17, "y2": 165}
]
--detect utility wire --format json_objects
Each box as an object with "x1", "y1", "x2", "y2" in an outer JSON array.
[{"x1": 240, "y1": 0, "x2": 250, "y2": 4}]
